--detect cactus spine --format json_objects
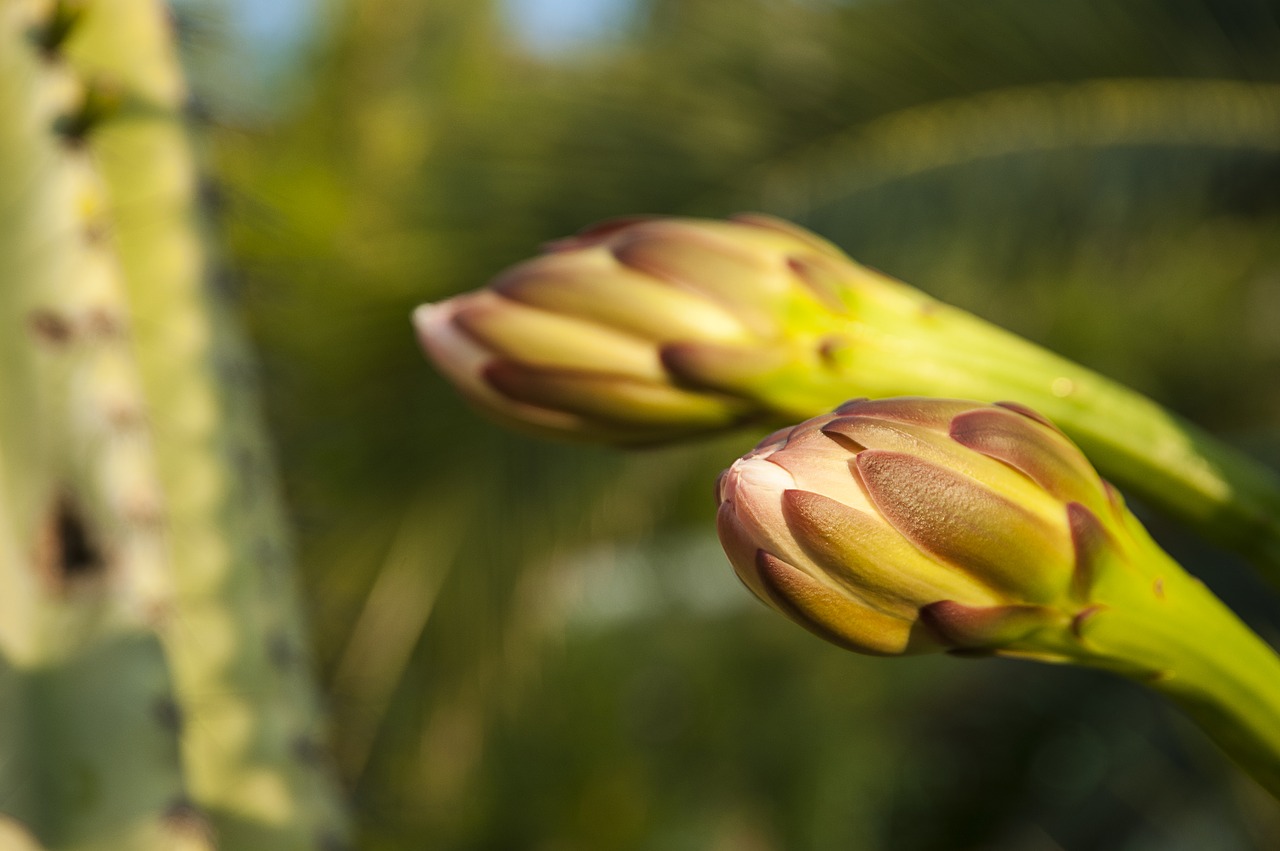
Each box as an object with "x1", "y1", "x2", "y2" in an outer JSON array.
[{"x1": 1, "y1": 0, "x2": 350, "y2": 847}]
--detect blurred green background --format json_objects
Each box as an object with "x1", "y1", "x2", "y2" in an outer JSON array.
[{"x1": 178, "y1": 0, "x2": 1280, "y2": 847}]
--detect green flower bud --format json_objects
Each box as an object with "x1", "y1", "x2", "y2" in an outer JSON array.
[
  {"x1": 413, "y1": 214, "x2": 874, "y2": 442},
  {"x1": 715, "y1": 397, "x2": 1142, "y2": 659}
]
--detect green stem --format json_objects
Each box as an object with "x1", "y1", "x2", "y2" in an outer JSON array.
[
  {"x1": 801, "y1": 280, "x2": 1280, "y2": 796},
  {"x1": 804, "y1": 287, "x2": 1280, "y2": 578},
  {"x1": 1067, "y1": 547, "x2": 1280, "y2": 798}
]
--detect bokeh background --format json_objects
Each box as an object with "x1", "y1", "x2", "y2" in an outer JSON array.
[{"x1": 176, "y1": 0, "x2": 1280, "y2": 847}]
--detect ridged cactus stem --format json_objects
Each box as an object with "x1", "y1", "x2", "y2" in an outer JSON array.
[
  {"x1": 61, "y1": 2, "x2": 351, "y2": 847},
  {"x1": 1, "y1": 1, "x2": 210, "y2": 846}
]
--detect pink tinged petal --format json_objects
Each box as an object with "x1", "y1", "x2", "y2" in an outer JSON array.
[
  {"x1": 779, "y1": 490, "x2": 998, "y2": 616},
  {"x1": 611, "y1": 224, "x2": 786, "y2": 335},
  {"x1": 918, "y1": 600, "x2": 1055, "y2": 649},
  {"x1": 770, "y1": 409, "x2": 837, "y2": 446},
  {"x1": 822, "y1": 414, "x2": 943, "y2": 454},
  {"x1": 766, "y1": 425, "x2": 874, "y2": 513},
  {"x1": 822, "y1": 415, "x2": 1053, "y2": 511},
  {"x1": 659, "y1": 341, "x2": 790, "y2": 395},
  {"x1": 452, "y1": 292, "x2": 664, "y2": 379},
  {"x1": 754, "y1": 551, "x2": 920, "y2": 656},
  {"x1": 833, "y1": 397, "x2": 988, "y2": 432},
  {"x1": 413, "y1": 299, "x2": 492, "y2": 387},
  {"x1": 855, "y1": 450, "x2": 1073, "y2": 603},
  {"x1": 743, "y1": 425, "x2": 795, "y2": 461},
  {"x1": 493, "y1": 254, "x2": 751, "y2": 345},
  {"x1": 717, "y1": 457, "x2": 813, "y2": 569},
  {"x1": 715, "y1": 501, "x2": 772, "y2": 602},
  {"x1": 949, "y1": 407, "x2": 1105, "y2": 510},
  {"x1": 994, "y1": 400, "x2": 1063, "y2": 432},
  {"x1": 483, "y1": 362, "x2": 743, "y2": 428},
  {"x1": 831, "y1": 398, "x2": 870, "y2": 417},
  {"x1": 413, "y1": 302, "x2": 595, "y2": 434},
  {"x1": 1067, "y1": 502, "x2": 1120, "y2": 602}
]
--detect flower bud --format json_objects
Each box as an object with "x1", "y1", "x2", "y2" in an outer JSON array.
[
  {"x1": 715, "y1": 397, "x2": 1138, "y2": 658},
  {"x1": 414, "y1": 213, "x2": 1280, "y2": 599},
  {"x1": 413, "y1": 214, "x2": 879, "y2": 442}
]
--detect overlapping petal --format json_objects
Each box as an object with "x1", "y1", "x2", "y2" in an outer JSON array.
[
  {"x1": 414, "y1": 215, "x2": 867, "y2": 442},
  {"x1": 715, "y1": 398, "x2": 1134, "y2": 657}
]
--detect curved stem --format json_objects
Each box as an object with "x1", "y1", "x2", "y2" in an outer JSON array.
[
  {"x1": 819, "y1": 289, "x2": 1280, "y2": 795},
  {"x1": 1068, "y1": 547, "x2": 1280, "y2": 798},
  {"x1": 788, "y1": 285, "x2": 1280, "y2": 581}
]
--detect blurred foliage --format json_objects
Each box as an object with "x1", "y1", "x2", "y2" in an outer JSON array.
[{"x1": 186, "y1": 0, "x2": 1280, "y2": 847}]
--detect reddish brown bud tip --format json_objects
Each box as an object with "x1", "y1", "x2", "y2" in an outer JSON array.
[
  {"x1": 919, "y1": 600, "x2": 1053, "y2": 649},
  {"x1": 950, "y1": 406, "x2": 1105, "y2": 511},
  {"x1": 1067, "y1": 502, "x2": 1118, "y2": 601},
  {"x1": 994, "y1": 400, "x2": 1061, "y2": 431}
]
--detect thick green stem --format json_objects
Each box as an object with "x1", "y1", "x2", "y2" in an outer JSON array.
[
  {"x1": 1056, "y1": 546, "x2": 1280, "y2": 798},
  {"x1": 978, "y1": 496, "x2": 1280, "y2": 797},
  {"x1": 1149, "y1": 585, "x2": 1280, "y2": 798},
  {"x1": 786, "y1": 280, "x2": 1280, "y2": 578}
]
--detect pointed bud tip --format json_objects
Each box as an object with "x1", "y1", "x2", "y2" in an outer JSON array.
[
  {"x1": 1066, "y1": 502, "x2": 1117, "y2": 600},
  {"x1": 542, "y1": 216, "x2": 660, "y2": 252},
  {"x1": 659, "y1": 341, "x2": 789, "y2": 393},
  {"x1": 754, "y1": 550, "x2": 914, "y2": 655},
  {"x1": 919, "y1": 600, "x2": 1052, "y2": 649},
  {"x1": 412, "y1": 298, "x2": 496, "y2": 391},
  {"x1": 994, "y1": 400, "x2": 1061, "y2": 432},
  {"x1": 411, "y1": 300, "x2": 450, "y2": 336}
]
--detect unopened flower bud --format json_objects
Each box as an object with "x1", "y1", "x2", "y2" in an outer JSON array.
[
  {"x1": 715, "y1": 397, "x2": 1138, "y2": 658},
  {"x1": 717, "y1": 398, "x2": 1280, "y2": 798},
  {"x1": 413, "y1": 214, "x2": 873, "y2": 442},
  {"x1": 415, "y1": 214, "x2": 1280, "y2": 585}
]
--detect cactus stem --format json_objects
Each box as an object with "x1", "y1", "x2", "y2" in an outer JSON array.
[
  {"x1": 35, "y1": 491, "x2": 107, "y2": 590},
  {"x1": 268, "y1": 631, "x2": 297, "y2": 670},
  {"x1": 153, "y1": 694, "x2": 184, "y2": 732},
  {"x1": 291, "y1": 735, "x2": 327, "y2": 767},
  {"x1": 160, "y1": 799, "x2": 214, "y2": 843},
  {"x1": 58, "y1": 1, "x2": 354, "y2": 841},
  {"x1": 28, "y1": 0, "x2": 84, "y2": 57},
  {"x1": 51, "y1": 77, "x2": 119, "y2": 145},
  {"x1": 27, "y1": 308, "x2": 74, "y2": 346},
  {"x1": 4, "y1": 0, "x2": 203, "y2": 842}
]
